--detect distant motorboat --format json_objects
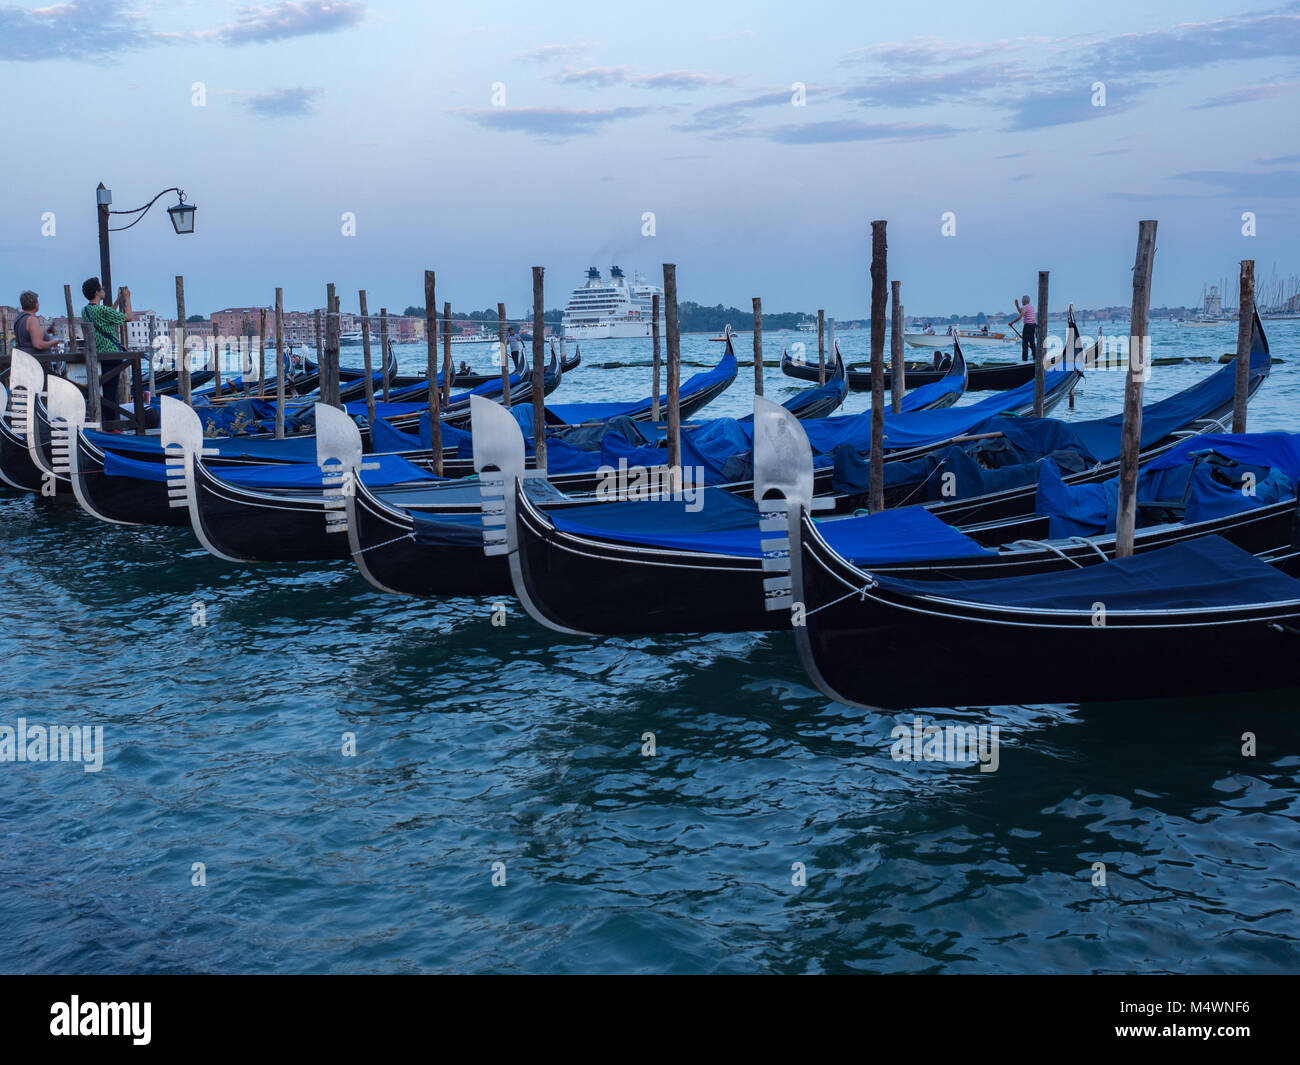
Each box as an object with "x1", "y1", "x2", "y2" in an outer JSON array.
[{"x1": 904, "y1": 329, "x2": 1011, "y2": 349}]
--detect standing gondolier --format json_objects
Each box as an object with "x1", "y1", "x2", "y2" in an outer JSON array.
[
  {"x1": 506, "y1": 325, "x2": 525, "y2": 370},
  {"x1": 1011, "y1": 294, "x2": 1036, "y2": 363}
]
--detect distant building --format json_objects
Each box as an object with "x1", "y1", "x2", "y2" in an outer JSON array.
[{"x1": 126, "y1": 309, "x2": 168, "y2": 351}]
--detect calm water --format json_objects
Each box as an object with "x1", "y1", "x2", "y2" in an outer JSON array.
[{"x1": 3, "y1": 320, "x2": 1299, "y2": 974}]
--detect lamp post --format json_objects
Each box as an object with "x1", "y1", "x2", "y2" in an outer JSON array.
[{"x1": 96, "y1": 183, "x2": 197, "y2": 298}]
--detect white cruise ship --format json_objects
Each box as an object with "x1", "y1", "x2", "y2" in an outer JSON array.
[{"x1": 561, "y1": 266, "x2": 667, "y2": 340}]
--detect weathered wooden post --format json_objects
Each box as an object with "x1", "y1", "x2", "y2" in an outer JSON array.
[
  {"x1": 146, "y1": 313, "x2": 156, "y2": 397},
  {"x1": 208, "y1": 320, "x2": 220, "y2": 397},
  {"x1": 869, "y1": 222, "x2": 888, "y2": 512},
  {"x1": 496, "y1": 302, "x2": 510, "y2": 408},
  {"x1": 275, "y1": 288, "x2": 286, "y2": 439},
  {"x1": 81, "y1": 313, "x2": 102, "y2": 424},
  {"x1": 175, "y1": 276, "x2": 190, "y2": 404},
  {"x1": 1232, "y1": 260, "x2": 1255, "y2": 433},
  {"x1": 379, "y1": 307, "x2": 390, "y2": 401},
  {"x1": 63, "y1": 285, "x2": 77, "y2": 354},
  {"x1": 359, "y1": 289, "x2": 376, "y2": 433},
  {"x1": 1115, "y1": 220, "x2": 1158, "y2": 559},
  {"x1": 890, "y1": 281, "x2": 904, "y2": 414},
  {"x1": 817, "y1": 308, "x2": 826, "y2": 385},
  {"x1": 651, "y1": 293, "x2": 662, "y2": 421},
  {"x1": 442, "y1": 301, "x2": 453, "y2": 407},
  {"x1": 256, "y1": 309, "x2": 269, "y2": 397},
  {"x1": 664, "y1": 264, "x2": 682, "y2": 488},
  {"x1": 531, "y1": 267, "x2": 547, "y2": 470},
  {"x1": 323, "y1": 284, "x2": 341, "y2": 409},
  {"x1": 314, "y1": 307, "x2": 324, "y2": 378},
  {"x1": 1034, "y1": 270, "x2": 1050, "y2": 417},
  {"x1": 424, "y1": 271, "x2": 442, "y2": 474},
  {"x1": 752, "y1": 297, "x2": 764, "y2": 396}
]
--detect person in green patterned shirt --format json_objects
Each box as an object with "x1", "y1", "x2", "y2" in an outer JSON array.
[{"x1": 82, "y1": 276, "x2": 134, "y2": 415}]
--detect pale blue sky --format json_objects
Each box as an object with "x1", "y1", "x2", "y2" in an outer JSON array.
[{"x1": 2, "y1": 0, "x2": 1298, "y2": 318}]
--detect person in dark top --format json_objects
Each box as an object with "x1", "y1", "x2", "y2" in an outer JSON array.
[
  {"x1": 82, "y1": 277, "x2": 134, "y2": 416},
  {"x1": 11, "y1": 291, "x2": 59, "y2": 355}
]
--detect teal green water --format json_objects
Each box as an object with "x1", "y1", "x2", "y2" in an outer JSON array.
[{"x1": 2, "y1": 321, "x2": 1299, "y2": 974}]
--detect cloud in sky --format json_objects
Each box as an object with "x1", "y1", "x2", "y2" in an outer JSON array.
[
  {"x1": 207, "y1": 1, "x2": 365, "y2": 46},
  {"x1": 1192, "y1": 80, "x2": 1299, "y2": 108},
  {"x1": 673, "y1": 89, "x2": 817, "y2": 132},
  {"x1": 513, "y1": 40, "x2": 597, "y2": 63},
  {"x1": 841, "y1": 36, "x2": 1021, "y2": 68},
  {"x1": 238, "y1": 86, "x2": 325, "y2": 116},
  {"x1": 555, "y1": 65, "x2": 734, "y2": 90},
  {"x1": 1002, "y1": 85, "x2": 1138, "y2": 131},
  {"x1": 0, "y1": 0, "x2": 149, "y2": 61},
  {"x1": 759, "y1": 119, "x2": 961, "y2": 144},
  {"x1": 840, "y1": 64, "x2": 1024, "y2": 107},
  {"x1": 452, "y1": 105, "x2": 660, "y2": 140},
  {"x1": 1173, "y1": 168, "x2": 1300, "y2": 197},
  {"x1": 1084, "y1": 9, "x2": 1300, "y2": 78}
]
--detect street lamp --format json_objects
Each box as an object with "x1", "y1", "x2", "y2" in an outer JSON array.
[{"x1": 96, "y1": 182, "x2": 197, "y2": 298}]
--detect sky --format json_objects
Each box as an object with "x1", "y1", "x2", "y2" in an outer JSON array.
[{"x1": 1, "y1": 0, "x2": 1298, "y2": 319}]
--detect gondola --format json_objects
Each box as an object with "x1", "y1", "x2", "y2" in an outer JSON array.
[
  {"x1": 784, "y1": 524, "x2": 1300, "y2": 709},
  {"x1": 0, "y1": 352, "x2": 66, "y2": 494},
  {"x1": 488, "y1": 326, "x2": 1282, "y2": 638},
  {"x1": 781, "y1": 348, "x2": 1034, "y2": 393},
  {"x1": 158, "y1": 396, "x2": 437, "y2": 563}
]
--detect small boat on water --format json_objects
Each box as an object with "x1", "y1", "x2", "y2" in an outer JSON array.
[{"x1": 904, "y1": 329, "x2": 1012, "y2": 349}]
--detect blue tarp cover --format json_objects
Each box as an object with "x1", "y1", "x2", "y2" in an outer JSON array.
[
  {"x1": 1035, "y1": 432, "x2": 1300, "y2": 537},
  {"x1": 874, "y1": 535, "x2": 1300, "y2": 611},
  {"x1": 102, "y1": 449, "x2": 435, "y2": 488},
  {"x1": 86, "y1": 428, "x2": 321, "y2": 462},
  {"x1": 548, "y1": 491, "x2": 989, "y2": 562}
]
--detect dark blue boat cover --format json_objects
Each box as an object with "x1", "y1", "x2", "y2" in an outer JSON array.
[
  {"x1": 547, "y1": 492, "x2": 989, "y2": 562},
  {"x1": 1065, "y1": 343, "x2": 1268, "y2": 462},
  {"x1": 102, "y1": 449, "x2": 436, "y2": 489},
  {"x1": 86, "y1": 428, "x2": 321, "y2": 462},
  {"x1": 1036, "y1": 432, "x2": 1300, "y2": 537},
  {"x1": 873, "y1": 535, "x2": 1300, "y2": 611}
]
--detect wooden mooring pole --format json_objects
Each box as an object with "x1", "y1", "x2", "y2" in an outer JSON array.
[
  {"x1": 1115, "y1": 220, "x2": 1158, "y2": 559},
  {"x1": 651, "y1": 293, "x2": 662, "y2": 421},
  {"x1": 869, "y1": 221, "x2": 887, "y2": 513},
  {"x1": 210, "y1": 321, "x2": 221, "y2": 397},
  {"x1": 664, "y1": 264, "x2": 682, "y2": 489},
  {"x1": 1034, "y1": 270, "x2": 1050, "y2": 417},
  {"x1": 175, "y1": 276, "x2": 190, "y2": 404},
  {"x1": 275, "y1": 288, "x2": 286, "y2": 438},
  {"x1": 496, "y1": 302, "x2": 510, "y2": 408},
  {"x1": 752, "y1": 297, "x2": 763, "y2": 396},
  {"x1": 817, "y1": 308, "x2": 826, "y2": 385},
  {"x1": 360, "y1": 290, "x2": 376, "y2": 434},
  {"x1": 442, "y1": 300, "x2": 453, "y2": 408},
  {"x1": 1232, "y1": 260, "x2": 1255, "y2": 433},
  {"x1": 81, "y1": 311, "x2": 102, "y2": 425},
  {"x1": 424, "y1": 271, "x2": 442, "y2": 474},
  {"x1": 379, "y1": 307, "x2": 391, "y2": 402},
  {"x1": 257, "y1": 308, "x2": 267, "y2": 398},
  {"x1": 63, "y1": 285, "x2": 76, "y2": 355},
  {"x1": 890, "y1": 281, "x2": 904, "y2": 414},
  {"x1": 324, "y1": 284, "x2": 340, "y2": 409},
  {"x1": 531, "y1": 267, "x2": 547, "y2": 471}
]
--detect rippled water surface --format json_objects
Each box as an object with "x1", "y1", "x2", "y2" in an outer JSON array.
[{"x1": 2, "y1": 320, "x2": 1299, "y2": 973}]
